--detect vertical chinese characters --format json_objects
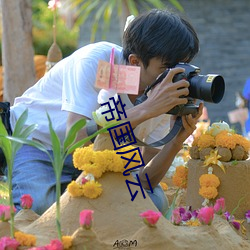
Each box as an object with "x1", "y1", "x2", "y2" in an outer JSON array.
[{"x1": 99, "y1": 94, "x2": 153, "y2": 201}]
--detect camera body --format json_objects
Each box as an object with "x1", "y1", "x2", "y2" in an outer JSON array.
[{"x1": 135, "y1": 63, "x2": 225, "y2": 116}]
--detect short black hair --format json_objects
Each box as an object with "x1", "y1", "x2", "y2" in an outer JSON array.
[{"x1": 122, "y1": 9, "x2": 199, "y2": 68}]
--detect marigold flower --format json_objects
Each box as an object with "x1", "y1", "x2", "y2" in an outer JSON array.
[
  {"x1": 215, "y1": 131, "x2": 237, "y2": 149},
  {"x1": 82, "y1": 180, "x2": 102, "y2": 199},
  {"x1": 199, "y1": 186, "x2": 218, "y2": 199},
  {"x1": 20, "y1": 194, "x2": 33, "y2": 209},
  {"x1": 62, "y1": 236, "x2": 73, "y2": 249},
  {"x1": 79, "y1": 210, "x2": 94, "y2": 229},
  {"x1": 82, "y1": 163, "x2": 104, "y2": 178},
  {"x1": 172, "y1": 166, "x2": 188, "y2": 189},
  {"x1": 197, "y1": 206, "x2": 214, "y2": 225},
  {"x1": 185, "y1": 218, "x2": 201, "y2": 226},
  {"x1": 67, "y1": 181, "x2": 84, "y2": 197},
  {"x1": 140, "y1": 210, "x2": 162, "y2": 227},
  {"x1": 160, "y1": 182, "x2": 168, "y2": 191},
  {"x1": 197, "y1": 134, "x2": 215, "y2": 149},
  {"x1": 14, "y1": 231, "x2": 36, "y2": 247},
  {"x1": 0, "y1": 236, "x2": 19, "y2": 249},
  {"x1": 213, "y1": 197, "x2": 225, "y2": 215},
  {"x1": 73, "y1": 146, "x2": 94, "y2": 169},
  {"x1": 199, "y1": 174, "x2": 220, "y2": 188}
]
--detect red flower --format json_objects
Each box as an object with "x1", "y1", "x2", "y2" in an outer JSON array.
[
  {"x1": 79, "y1": 210, "x2": 94, "y2": 229},
  {"x1": 139, "y1": 210, "x2": 162, "y2": 227},
  {"x1": 20, "y1": 194, "x2": 33, "y2": 209}
]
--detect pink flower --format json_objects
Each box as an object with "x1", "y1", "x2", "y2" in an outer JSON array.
[
  {"x1": 48, "y1": 0, "x2": 61, "y2": 11},
  {"x1": 139, "y1": 210, "x2": 162, "y2": 227},
  {"x1": 197, "y1": 207, "x2": 214, "y2": 225},
  {"x1": 20, "y1": 194, "x2": 33, "y2": 209},
  {"x1": 0, "y1": 205, "x2": 16, "y2": 221},
  {"x1": 79, "y1": 210, "x2": 94, "y2": 229},
  {"x1": 171, "y1": 208, "x2": 182, "y2": 225},
  {"x1": 213, "y1": 197, "x2": 225, "y2": 215},
  {"x1": 0, "y1": 236, "x2": 19, "y2": 249},
  {"x1": 47, "y1": 239, "x2": 64, "y2": 250}
]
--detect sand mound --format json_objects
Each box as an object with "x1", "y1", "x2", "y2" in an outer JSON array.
[{"x1": 12, "y1": 172, "x2": 250, "y2": 250}]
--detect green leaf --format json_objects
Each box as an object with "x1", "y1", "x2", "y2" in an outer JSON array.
[
  {"x1": 165, "y1": 188, "x2": 180, "y2": 220},
  {"x1": 47, "y1": 114, "x2": 63, "y2": 174},
  {"x1": 63, "y1": 118, "x2": 86, "y2": 151},
  {"x1": 12, "y1": 109, "x2": 28, "y2": 137}
]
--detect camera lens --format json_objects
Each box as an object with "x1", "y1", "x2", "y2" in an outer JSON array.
[{"x1": 189, "y1": 74, "x2": 225, "y2": 103}]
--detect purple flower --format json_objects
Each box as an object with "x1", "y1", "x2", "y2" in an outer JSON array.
[
  {"x1": 245, "y1": 210, "x2": 250, "y2": 223},
  {"x1": 231, "y1": 220, "x2": 241, "y2": 230}
]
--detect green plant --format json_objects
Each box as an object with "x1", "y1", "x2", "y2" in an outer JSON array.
[
  {"x1": 0, "y1": 109, "x2": 38, "y2": 238},
  {"x1": 69, "y1": 0, "x2": 184, "y2": 42},
  {"x1": 7, "y1": 112, "x2": 119, "y2": 240}
]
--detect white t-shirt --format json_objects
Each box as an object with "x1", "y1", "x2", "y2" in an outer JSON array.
[{"x1": 10, "y1": 41, "x2": 170, "y2": 149}]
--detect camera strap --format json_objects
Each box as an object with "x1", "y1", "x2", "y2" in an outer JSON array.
[{"x1": 125, "y1": 116, "x2": 183, "y2": 147}]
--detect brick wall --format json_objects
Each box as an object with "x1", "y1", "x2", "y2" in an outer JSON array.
[{"x1": 78, "y1": 0, "x2": 250, "y2": 134}]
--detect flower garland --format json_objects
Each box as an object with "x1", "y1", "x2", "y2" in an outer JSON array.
[
  {"x1": 199, "y1": 167, "x2": 220, "y2": 206},
  {"x1": 172, "y1": 165, "x2": 188, "y2": 189},
  {"x1": 68, "y1": 144, "x2": 140, "y2": 198}
]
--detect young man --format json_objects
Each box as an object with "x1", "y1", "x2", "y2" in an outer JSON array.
[{"x1": 8, "y1": 9, "x2": 202, "y2": 215}]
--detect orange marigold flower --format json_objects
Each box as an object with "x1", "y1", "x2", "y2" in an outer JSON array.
[
  {"x1": 233, "y1": 134, "x2": 250, "y2": 151},
  {"x1": 199, "y1": 174, "x2": 220, "y2": 188},
  {"x1": 215, "y1": 131, "x2": 237, "y2": 149},
  {"x1": 160, "y1": 182, "x2": 168, "y2": 191},
  {"x1": 199, "y1": 186, "x2": 218, "y2": 199},
  {"x1": 197, "y1": 134, "x2": 215, "y2": 149},
  {"x1": 14, "y1": 231, "x2": 36, "y2": 247},
  {"x1": 172, "y1": 166, "x2": 188, "y2": 188},
  {"x1": 62, "y1": 236, "x2": 73, "y2": 249}
]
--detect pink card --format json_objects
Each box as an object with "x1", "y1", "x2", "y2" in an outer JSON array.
[{"x1": 95, "y1": 60, "x2": 140, "y2": 95}]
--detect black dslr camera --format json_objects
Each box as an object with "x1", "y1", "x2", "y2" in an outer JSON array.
[{"x1": 135, "y1": 63, "x2": 225, "y2": 116}]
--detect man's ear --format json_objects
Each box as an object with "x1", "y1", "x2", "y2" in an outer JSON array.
[{"x1": 128, "y1": 54, "x2": 140, "y2": 66}]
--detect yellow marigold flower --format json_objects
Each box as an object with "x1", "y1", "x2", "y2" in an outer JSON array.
[
  {"x1": 14, "y1": 231, "x2": 36, "y2": 247},
  {"x1": 82, "y1": 180, "x2": 102, "y2": 199},
  {"x1": 111, "y1": 156, "x2": 125, "y2": 172},
  {"x1": 62, "y1": 235, "x2": 73, "y2": 249},
  {"x1": 67, "y1": 181, "x2": 84, "y2": 197},
  {"x1": 215, "y1": 131, "x2": 237, "y2": 149},
  {"x1": 160, "y1": 182, "x2": 168, "y2": 191},
  {"x1": 199, "y1": 174, "x2": 220, "y2": 188},
  {"x1": 82, "y1": 163, "x2": 104, "y2": 178},
  {"x1": 73, "y1": 146, "x2": 94, "y2": 169},
  {"x1": 185, "y1": 218, "x2": 201, "y2": 226},
  {"x1": 172, "y1": 166, "x2": 188, "y2": 188},
  {"x1": 199, "y1": 186, "x2": 218, "y2": 199},
  {"x1": 197, "y1": 134, "x2": 215, "y2": 149}
]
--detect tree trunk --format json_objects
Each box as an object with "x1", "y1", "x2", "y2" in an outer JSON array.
[{"x1": 1, "y1": 0, "x2": 35, "y2": 104}]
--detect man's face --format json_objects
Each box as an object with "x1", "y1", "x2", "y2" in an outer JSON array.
[{"x1": 139, "y1": 57, "x2": 167, "y2": 93}]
